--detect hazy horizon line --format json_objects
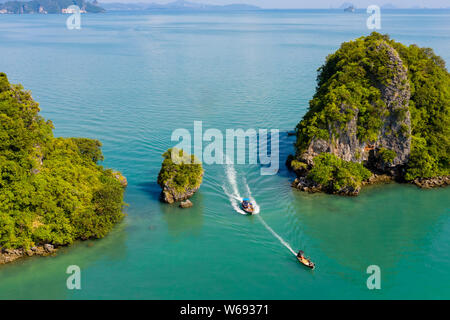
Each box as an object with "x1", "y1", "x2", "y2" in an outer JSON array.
[{"x1": 97, "y1": 1, "x2": 450, "y2": 10}]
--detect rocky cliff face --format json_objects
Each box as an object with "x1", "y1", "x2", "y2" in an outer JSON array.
[
  {"x1": 160, "y1": 183, "x2": 201, "y2": 204},
  {"x1": 300, "y1": 41, "x2": 411, "y2": 175}
]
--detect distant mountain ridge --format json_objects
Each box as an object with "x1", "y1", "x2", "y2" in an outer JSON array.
[
  {"x1": 334, "y1": 3, "x2": 449, "y2": 9},
  {"x1": 338, "y1": 2, "x2": 355, "y2": 9},
  {"x1": 101, "y1": 0, "x2": 260, "y2": 11},
  {"x1": 0, "y1": 0, "x2": 104, "y2": 13}
]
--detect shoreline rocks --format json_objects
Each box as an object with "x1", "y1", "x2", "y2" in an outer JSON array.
[
  {"x1": 113, "y1": 171, "x2": 128, "y2": 187},
  {"x1": 362, "y1": 173, "x2": 394, "y2": 186},
  {"x1": 0, "y1": 244, "x2": 57, "y2": 265},
  {"x1": 160, "y1": 185, "x2": 200, "y2": 204},
  {"x1": 291, "y1": 163, "x2": 448, "y2": 196},
  {"x1": 413, "y1": 176, "x2": 450, "y2": 189},
  {"x1": 292, "y1": 176, "x2": 361, "y2": 196},
  {"x1": 289, "y1": 156, "x2": 396, "y2": 196},
  {"x1": 179, "y1": 199, "x2": 193, "y2": 208}
]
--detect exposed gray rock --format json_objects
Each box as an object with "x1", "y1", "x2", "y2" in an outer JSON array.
[
  {"x1": 292, "y1": 172, "x2": 395, "y2": 196},
  {"x1": 30, "y1": 144, "x2": 43, "y2": 175},
  {"x1": 375, "y1": 42, "x2": 411, "y2": 168},
  {"x1": 112, "y1": 171, "x2": 128, "y2": 187},
  {"x1": 44, "y1": 244, "x2": 54, "y2": 252},
  {"x1": 292, "y1": 177, "x2": 323, "y2": 194},
  {"x1": 413, "y1": 176, "x2": 450, "y2": 189},
  {"x1": 160, "y1": 185, "x2": 200, "y2": 204},
  {"x1": 179, "y1": 200, "x2": 193, "y2": 208},
  {"x1": 1, "y1": 244, "x2": 58, "y2": 265},
  {"x1": 362, "y1": 173, "x2": 393, "y2": 185},
  {"x1": 292, "y1": 177, "x2": 360, "y2": 196}
]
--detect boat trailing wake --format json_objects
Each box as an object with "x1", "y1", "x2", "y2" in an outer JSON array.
[
  {"x1": 222, "y1": 162, "x2": 253, "y2": 215},
  {"x1": 222, "y1": 163, "x2": 296, "y2": 256},
  {"x1": 256, "y1": 215, "x2": 297, "y2": 256},
  {"x1": 243, "y1": 178, "x2": 260, "y2": 215}
]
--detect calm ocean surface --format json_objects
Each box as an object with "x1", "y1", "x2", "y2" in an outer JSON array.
[{"x1": 0, "y1": 9, "x2": 449, "y2": 299}]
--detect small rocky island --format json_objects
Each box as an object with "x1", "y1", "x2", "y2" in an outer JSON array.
[
  {"x1": 288, "y1": 32, "x2": 449, "y2": 196},
  {"x1": 157, "y1": 148, "x2": 203, "y2": 207},
  {"x1": 0, "y1": 73, "x2": 127, "y2": 264}
]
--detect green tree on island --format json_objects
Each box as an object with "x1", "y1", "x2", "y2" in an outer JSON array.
[{"x1": 0, "y1": 72, "x2": 126, "y2": 253}]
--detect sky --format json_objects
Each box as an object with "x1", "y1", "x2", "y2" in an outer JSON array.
[{"x1": 98, "y1": 0, "x2": 450, "y2": 9}]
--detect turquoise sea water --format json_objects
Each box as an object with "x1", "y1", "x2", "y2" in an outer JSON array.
[{"x1": 0, "y1": 10, "x2": 449, "y2": 299}]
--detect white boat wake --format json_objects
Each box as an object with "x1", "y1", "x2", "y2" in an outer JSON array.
[
  {"x1": 222, "y1": 162, "x2": 249, "y2": 215},
  {"x1": 256, "y1": 215, "x2": 297, "y2": 256},
  {"x1": 222, "y1": 163, "x2": 296, "y2": 256}
]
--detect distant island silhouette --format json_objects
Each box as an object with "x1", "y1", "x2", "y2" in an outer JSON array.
[{"x1": 101, "y1": 0, "x2": 260, "y2": 12}]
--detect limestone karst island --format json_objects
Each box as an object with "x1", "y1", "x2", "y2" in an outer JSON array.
[
  {"x1": 158, "y1": 148, "x2": 204, "y2": 208},
  {"x1": 288, "y1": 33, "x2": 449, "y2": 196}
]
